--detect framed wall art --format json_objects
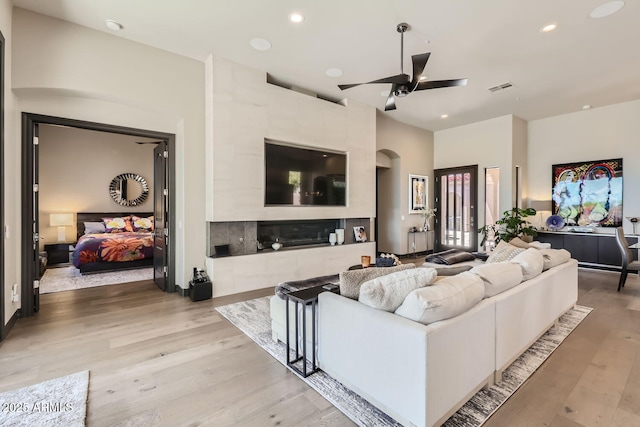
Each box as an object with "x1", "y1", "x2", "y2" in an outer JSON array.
[
  {"x1": 409, "y1": 174, "x2": 428, "y2": 214},
  {"x1": 552, "y1": 158, "x2": 623, "y2": 227}
]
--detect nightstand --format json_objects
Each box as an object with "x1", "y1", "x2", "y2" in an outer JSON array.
[{"x1": 44, "y1": 243, "x2": 75, "y2": 266}]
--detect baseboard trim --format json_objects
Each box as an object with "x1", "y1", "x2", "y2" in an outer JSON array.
[
  {"x1": 174, "y1": 285, "x2": 188, "y2": 297},
  {"x1": 1, "y1": 309, "x2": 19, "y2": 341}
]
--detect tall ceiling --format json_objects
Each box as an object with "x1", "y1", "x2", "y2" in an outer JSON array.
[{"x1": 11, "y1": 0, "x2": 640, "y2": 131}]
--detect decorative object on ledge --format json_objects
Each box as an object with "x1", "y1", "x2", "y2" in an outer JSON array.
[
  {"x1": 626, "y1": 217, "x2": 639, "y2": 235},
  {"x1": 376, "y1": 253, "x2": 401, "y2": 267},
  {"x1": 271, "y1": 239, "x2": 282, "y2": 251},
  {"x1": 335, "y1": 228, "x2": 345, "y2": 245},
  {"x1": 409, "y1": 174, "x2": 428, "y2": 214},
  {"x1": 109, "y1": 172, "x2": 149, "y2": 207},
  {"x1": 329, "y1": 233, "x2": 337, "y2": 246},
  {"x1": 420, "y1": 207, "x2": 436, "y2": 231},
  {"x1": 353, "y1": 226, "x2": 367, "y2": 242},
  {"x1": 546, "y1": 215, "x2": 565, "y2": 231},
  {"x1": 361, "y1": 255, "x2": 371, "y2": 268},
  {"x1": 214, "y1": 244, "x2": 231, "y2": 257}
]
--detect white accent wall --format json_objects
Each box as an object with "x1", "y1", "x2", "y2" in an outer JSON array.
[
  {"x1": 1, "y1": 0, "x2": 19, "y2": 325},
  {"x1": 527, "y1": 99, "x2": 640, "y2": 235},
  {"x1": 434, "y1": 115, "x2": 523, "y2": 241},
  {"x1": 376, "y1": 112, "x2": 434, "y2": 255},
  {"x1": 204, "y1": 56, "x2": 377, "y2": 296},
  {"x1": 10, "y1": 8, "x2": 206, "y2": 294},
  {"x1": 38, "y1": 125, "x2": 155, "y2": 249}
]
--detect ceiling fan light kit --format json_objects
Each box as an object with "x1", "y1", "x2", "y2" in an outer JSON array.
[{"x1": 338, "y1": 22, "x2": 467, "y2": 111}]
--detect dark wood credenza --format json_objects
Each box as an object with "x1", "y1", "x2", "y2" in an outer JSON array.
[{"x1": 536, "y1": 230, "x2": 638, "y2": 270}]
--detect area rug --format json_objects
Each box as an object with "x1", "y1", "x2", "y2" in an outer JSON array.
[
  {"x1": 39, "y1": 266, "x2": 154, "y2": 294},
  {"x1": 216, "y1": 297, "x2": 592, "y2": 427},
  {"x1": 0, "y1": 371, "x2": 89, "y2": 426}
]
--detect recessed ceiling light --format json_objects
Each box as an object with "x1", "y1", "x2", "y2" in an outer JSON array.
[
  {"x1": 325, "y1": 68, "x2": 343, "y2": 78},
  {"x1": 441, "y1": 114, "x2": 449, "y2": 119},
  {"x1": 419, "y1": 75, "x2": 428, "y2": 81},
  {"x1": 105, "y1": 19, "x2": 123, "y2": 31},
  {"x1": 540, "y1": 23, "x2": 557, "y2": 32},
  {"x1": 582, "y1": 104, "x2": 592, "y2": 110},
  {"x1": 249, "y1": 38, "x2": 272, "y2": 51},
  {"x1": 590, "y1": 1, "x2": 624, "y2": 18},
  {"x1": 289, "y1": 13, "x2": 304, "y2": 23}
]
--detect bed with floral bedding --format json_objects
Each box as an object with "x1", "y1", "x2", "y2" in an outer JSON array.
[{"x1": 73, "y1": 212, "x2": 155, "y2": 274}]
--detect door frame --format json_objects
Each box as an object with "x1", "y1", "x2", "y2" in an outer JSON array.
[
  {"x1": 0, "y1": 31, "x2": 5, "y2": 338},
  {"x1": 21, "y1": 113, "x2": 176, "y2": 317},
  {"x1": 433, "y1": 165, "x2": 478, "y2": 252}
]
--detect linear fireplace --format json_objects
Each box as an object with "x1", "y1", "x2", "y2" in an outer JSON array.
[{"x1": 258, "y1": 219, "x2": 340, "y2": 249}]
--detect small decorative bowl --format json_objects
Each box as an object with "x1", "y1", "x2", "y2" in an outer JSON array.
[
  {"x1": 546, "y1": 215, "x2": 565, "y2": 231},
  {"x1": 271, "y1": 242, "x2": 282, "y2": 251}
]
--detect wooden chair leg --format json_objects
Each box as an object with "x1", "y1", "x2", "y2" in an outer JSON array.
[{"x1": 618, "y1": 267, "x2": 628, "y2": 292}]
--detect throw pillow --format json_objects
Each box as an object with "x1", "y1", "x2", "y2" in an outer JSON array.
[
  {"x1": 510, "y1": 248, "x2": 544, "y2": 280},
  {"x1": 540, "y1": 248, "x2": 571, "y2": 271},
  {"x1": 485, "y1": 241, "x2": 525, "y2": 263},
  {"x1": 339, "y1": 263, "x2": 415, "y2": 299},
  {"x1": 358, "y1": 268, "x2": 437, "y2": 312},
  {"x1": 132, "y1": 215, "x2": 154, "y2": 232},
  {"x1": 102, "y1": 216, "x2": 132, "y2": 233},
  {"x1": 508, "y1": 237, "x2": 534, "y2": 249},
  {"x1": 394, "y1": 272, "x2": 484, "y2": 325},
  {"x1": 431, "y1": 264, "x2": 474, "y2": 276},
  {"x1": 470, "y1": 261, "x2": 523, "y2": 297}
]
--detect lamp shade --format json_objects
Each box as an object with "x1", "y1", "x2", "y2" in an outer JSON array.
[{"x1": 50, "y1": 213, "x2": 74, "y2": 227}]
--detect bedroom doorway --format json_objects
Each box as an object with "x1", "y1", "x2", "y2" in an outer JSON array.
[{"x1": 20, "y1": 113, "x2": 176, "y2": 317}]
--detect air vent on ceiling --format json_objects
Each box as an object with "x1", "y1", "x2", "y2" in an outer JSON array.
[{"x1": 488, "y1": 82, "x2": 513, "y2": 93}]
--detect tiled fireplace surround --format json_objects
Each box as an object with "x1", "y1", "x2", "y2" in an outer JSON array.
[{"x1": 208, "y1": 218, "x2": 371, "y2": 257}]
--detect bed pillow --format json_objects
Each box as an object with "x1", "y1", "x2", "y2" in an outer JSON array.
[
  {"x1": 485, "y1": 241, "x2": 525, "y2": 263},
  {"x1": 358, "y1": 268, "x2": 437, "y2": 312},
  {"x1": 102, "y1": 216, "x2": 132, "y2": 233},
  {"x1": 395, "y1": 272, "x2": 484, "y2": 325},
  {"x1": 132, "y1": 215, "x2": 154, "y2": 232},
  {"x1": 339, "y1": 263, "x2": 415, "y2": 300},
  {"x1": 83, "y1": 221, "x2": 106, "y2": 235}
]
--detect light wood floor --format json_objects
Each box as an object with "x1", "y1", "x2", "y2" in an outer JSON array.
[{"x1": 1, "y1": 262, "x2": 639, "y2": 426}]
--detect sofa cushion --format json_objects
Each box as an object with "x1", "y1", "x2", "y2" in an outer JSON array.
[
  {"x1": 510, "y1": 248, "x2": 544, "y2": 280},
  {"x1": 470, "y1": 261, "x2": 523, "y2": 297},
  {"x1": 429, "y1": 264, "x2": 475, "y2": 276},
  {"x1": 394, "y1": 272, "x2": 484, "y2": 325},
  {"x1": 425, "y1": 249, "x2": 476, "y2": 265},
  {"x1": 540, "y1": 248, "x2": 572, "y2": 271},
  {"x1": 339, "y1": 264, "x2": 415, "y2": 299},
  {"x1": 485, "y1": 241, "x2": 525, "y2": 263},
  {"x1": 358, "y1": 268, "x2": 437, "y2": 312}
]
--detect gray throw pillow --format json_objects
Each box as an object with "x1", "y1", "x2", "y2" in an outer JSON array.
[{"x1": 339, "y1": 263, "x2": 415, "y2": 299}]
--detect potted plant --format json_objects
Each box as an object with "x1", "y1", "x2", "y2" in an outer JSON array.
[{"x1": 479, "y1": 207, "x2": 538, "y2": 247}]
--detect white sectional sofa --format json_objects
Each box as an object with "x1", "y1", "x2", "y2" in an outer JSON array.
[{"x1": 270, "y1": 246, "x2": 578, "y2": 427}]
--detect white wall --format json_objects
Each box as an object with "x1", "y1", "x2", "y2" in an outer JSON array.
[
  {"x1": 434, "y1": 115, "x2": 518, "y2": 236},
  {"x1": 38, "y1": 125, "x2": 155, "y2": 249},
  {"x1": 1, "y1": 0, "x2": 19, "y2": 325},
  {"x1": 206, "y1": 56, "x2": 376, "y2": 222},
  {"x1": 204, "y1": 56, "x2": 377, "y2": 296},
  {"x1": 376, "y1": 112, "x2": 434, "y2": 255},
  {"x1": 10, "y1": 8, "x2": 206, "y2": 292},
  {"x1": 528, "y1": 99, "x2": 640, "y2": 235}
]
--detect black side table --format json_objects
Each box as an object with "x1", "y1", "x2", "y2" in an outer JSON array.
[{"x1": 285, "y1": 284, "x2": 338, "y2": 377}]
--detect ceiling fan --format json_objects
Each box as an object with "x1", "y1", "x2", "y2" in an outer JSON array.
[{"x1": 338, "y1": 23, "x2": 468, "y2": 111}]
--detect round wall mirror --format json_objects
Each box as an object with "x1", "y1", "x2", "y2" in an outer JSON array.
[{"x1": 109, "y1": 173, "x2": 150, "y2": 207}]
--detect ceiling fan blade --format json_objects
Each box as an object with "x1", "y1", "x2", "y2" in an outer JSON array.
[
  {"x1": 410, "y1": 52, "x2": 431, "y2": 91},
  {"x1": 338, "y1": 74, "x2": 409, "y2": 91},
  {"x1": 414, "y1": 78, "x2": 468, "y2": 91},
  {"x1": 384, "y1": 85, "x2": 397, "y2": 111}
]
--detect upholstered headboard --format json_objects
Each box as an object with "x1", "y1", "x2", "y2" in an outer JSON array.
[{"x1": 76, "y1": 212, "x2": 153, "y2": 239}]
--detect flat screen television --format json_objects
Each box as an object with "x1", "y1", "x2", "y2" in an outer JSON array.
[{"x1": 265, "y1": 140, "x2": 346, "y2": 206}]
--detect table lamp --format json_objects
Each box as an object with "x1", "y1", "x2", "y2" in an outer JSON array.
[
  {"x1": 529, "y1": 200, "x2": 552, "y2": 230},
  {"x1": 50, "y1": 213, "x2": 74, "y2": 242}
]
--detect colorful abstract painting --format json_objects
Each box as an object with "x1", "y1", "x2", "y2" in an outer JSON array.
[{"x1": 552, "y1": 158, "x2": 623, "y2": 227}]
